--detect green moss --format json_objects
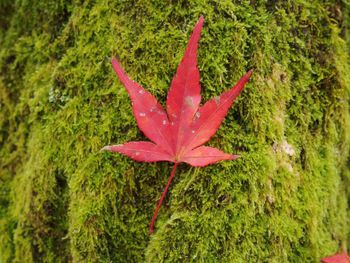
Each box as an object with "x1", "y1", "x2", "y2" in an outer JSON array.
[{"x1": 0, "y1": 0, "x2": 349, "y2": 262}]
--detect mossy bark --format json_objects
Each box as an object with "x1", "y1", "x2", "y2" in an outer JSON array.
[{"x1": 0, "y1": 1, "x2": 349, "y2": 262}]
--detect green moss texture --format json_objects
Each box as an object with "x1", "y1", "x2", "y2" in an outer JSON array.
[{"x1": 0, "y1": 0, "x2": 349, "y2": 262}]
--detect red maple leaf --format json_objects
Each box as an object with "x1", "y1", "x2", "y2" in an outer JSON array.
[
  {"x1": 321, "y1": 252, "x2": 350, "y2": 263},
  {"x1": 102, "y1": 16, "x2": 252, "y2": 234}
]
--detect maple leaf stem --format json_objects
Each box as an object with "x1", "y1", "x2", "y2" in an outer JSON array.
[{"x1": 149, "y1": 163, "x2": 178, "y2": 235}]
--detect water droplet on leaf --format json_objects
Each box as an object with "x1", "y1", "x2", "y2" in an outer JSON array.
[{"x1": 185, "y1": 96, "x2": 194, "y2": 107}]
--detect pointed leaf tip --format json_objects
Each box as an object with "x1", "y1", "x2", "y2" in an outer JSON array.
[
  {"x1": 247, "y1": 69, "x2": 253, "y2": 78},
  {"x1": 101, "y1": 145, "x2": 121, "y2": 152},
  {"x1": 198, "y1": 16, "x2": 204, "y2": 24},
  {"x1": 101, "y1": 145, "x2": 112, "y2": 152},
  {"x1": 231, "y1": 155, "x2": 240, "y2": 160}
]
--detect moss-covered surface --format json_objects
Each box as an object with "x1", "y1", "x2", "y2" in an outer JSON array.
[{"x1": 0, "y1": 0, "x2": 349, "y2": 262}]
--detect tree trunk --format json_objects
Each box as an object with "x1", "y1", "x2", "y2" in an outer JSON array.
[{"x1": 0, "y1": 1, "x2": 349, "y2": 262}]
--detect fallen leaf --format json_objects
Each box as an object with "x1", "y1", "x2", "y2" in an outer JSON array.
[
  {"x1": 102, "y1": 16, "x2": 252, "y2": 234},
  {"x1": 321, "y1": 252, "x2": 350, "y2": 263}
]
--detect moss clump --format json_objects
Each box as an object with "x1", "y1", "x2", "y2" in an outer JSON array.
[{"x1": 0, "y1": 0, "x2": 349, "y2": 262}]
